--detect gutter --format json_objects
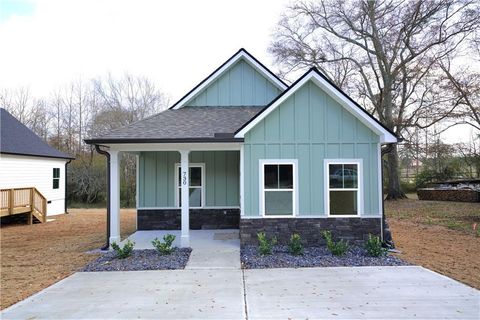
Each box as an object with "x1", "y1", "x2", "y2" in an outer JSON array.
[
  {"x1": 95, "y1": 145, "x2": 111, "y2": 251},
  {"x1": 65, "y1": 159, "x2": 72, "y2": 214}
]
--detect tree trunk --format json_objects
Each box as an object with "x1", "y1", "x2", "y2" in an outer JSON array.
[{"x1": 385, "y1": 145, "x2": 407, "y2": 200}]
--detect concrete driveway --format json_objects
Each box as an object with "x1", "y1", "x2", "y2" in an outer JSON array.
[{"x1": 2, "y1": 266, "x2": 478, "y2": 319}]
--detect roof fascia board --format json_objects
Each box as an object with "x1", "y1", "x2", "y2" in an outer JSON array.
[
  {"x1": 235, "y1": 71, "x2": 397, "y2": 143},
  {"x1": 171, "y1": 49, "x2": 287, "y2": 110},
  {"x1": 107, "y1": 142, "x2": 243, "y2": 152},
  {"x1": 0, "y1": 151, "x2": 74, "y2": 160}
]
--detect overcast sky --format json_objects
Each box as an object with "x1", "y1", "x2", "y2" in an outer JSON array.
[{"x1": 0, "y1": 0, "x2": 476, "y2": 143}]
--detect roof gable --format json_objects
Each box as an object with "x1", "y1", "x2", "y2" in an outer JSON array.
[
  {"x1": 235, "y1": 68, "x2": 397, "y2": 144},
  {"x1": 0, "y1": 108, "x2": 73, "y2": 159},
  {"x1": 171, "y1": 49, "x2": 287, "y2": 109}
]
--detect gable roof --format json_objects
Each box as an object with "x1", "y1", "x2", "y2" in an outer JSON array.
[
  {"x1": 0, "y1": 108, "x2": 74, "y2": 159},
  {"x1": 84, "y1": 106, "x2": 263, "y2": 144},
  {"x1": 170, "y1": 48, "x2": 288, "y2": 110},
  {"x1": 235, "y1": 68, "x2": 398, "y2": 143}
]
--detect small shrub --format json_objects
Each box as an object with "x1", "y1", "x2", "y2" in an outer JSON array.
[
  {"x1": 288, "y1": 233, "x2": 304, "y2": 256},
  {"x1": 364, "y1": 234, "x2": 386, "y2": 257},
  {"x1": 151, "y1": 234, "x2": 176, "y2": 255},
  {"x1": 111, "y1": 239, "x2": 135, "y2": 259},
  {"x1": 257, "y1": 232, "x2": 277, "y2": 255},
  {"x1": 321, "y1": 230, "x2": 349, "y2": 256}
]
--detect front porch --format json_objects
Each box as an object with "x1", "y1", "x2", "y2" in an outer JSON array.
[
  {"x1": 122, "y1": 229, "x2": 240, "y2": 269},
  {"x1": 107, "y1": 143, "x2": 244, "y2": 248}
]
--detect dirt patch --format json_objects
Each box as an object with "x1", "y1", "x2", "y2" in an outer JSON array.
[
  {"x1": 386, "y1": 198, "x2": 480, "y2": 289},
  {"x1": 0, "y1": 209, "x2": 136, "y2": 310}
]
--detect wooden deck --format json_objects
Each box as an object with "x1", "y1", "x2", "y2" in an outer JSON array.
[{"x1": 0, "y1": 188, "x2": 47, "y2": 223}]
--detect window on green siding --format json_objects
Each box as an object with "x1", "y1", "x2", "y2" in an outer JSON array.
[
  {"x1": 327, "y1": 163, "x2": 359, "y2": 216},
  {"x1": 176, "y1": 165, "x2": 203, "y2": 208},
  {"x1": 53, "y1": 168, "x2": 60, "y2": 189},
  {"x1": 262, "y1": 163, "x2": 294, "y2": 216}
]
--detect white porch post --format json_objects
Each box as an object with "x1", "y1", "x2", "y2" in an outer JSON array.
[
  {"x1": 109, "y1": 150, "x2": 121, "y2": 245},
  {"x1": 179, "y1": 150, "x2": 190, "y2": 247},
  {"x1": 240, "y1": 145, "x2": 244, "y2": 216}
]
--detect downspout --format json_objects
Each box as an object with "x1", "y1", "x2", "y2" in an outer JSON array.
[
  {"x1": 65, "y1": 159, "x2": 72, "y2": 214},
  {"x1": 95, "y1": 144, "x2": 111, "y2": 251},
  {"x1": 381, "y1": 141, "x2": 402, "y2": 249}
]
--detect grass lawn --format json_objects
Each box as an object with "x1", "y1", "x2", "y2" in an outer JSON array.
[
  {"x1": 0, "y1": 209, "x2": 136, "y2": 310},
  {"x1": 385, "y1": 195, "x2": 480, "y2": 289}
]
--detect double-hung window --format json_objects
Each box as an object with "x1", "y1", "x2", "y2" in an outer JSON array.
[
  {"x1": 261, "y1": 160, "x2": 296, "y2": 216},
  {"x1": 176, "y1": 164, "x2": 204, "y2": 208},
  {"x1": 53, "y1": 168, "x2": 60, "y2": 189},
  {"x1": 326, "y1": 160, "x2": 361, "y2": 216}
]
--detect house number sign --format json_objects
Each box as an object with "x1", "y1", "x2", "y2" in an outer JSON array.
[{"x1": 182, "y1": 171, "x2": 187, "y2": 186}]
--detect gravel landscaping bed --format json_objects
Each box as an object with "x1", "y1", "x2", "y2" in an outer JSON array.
[
  {"x1": 241, "y1": 245, "x2": 408, "y2": 269},
  {"x1": 83, "y1": 248, "x2": 192, "y2": 271}
]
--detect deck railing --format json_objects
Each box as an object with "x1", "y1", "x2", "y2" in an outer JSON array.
[{"x1": 0, "y1": 188, "x2": 47, "y2": 223}]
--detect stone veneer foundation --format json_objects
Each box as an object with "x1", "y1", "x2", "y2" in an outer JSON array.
[
  {"x1": 239, "y1": 217, "x2": 382, "y2": 246},
  {"x1": 137, "y1": 208, "x2": 240, "y2": 230}
]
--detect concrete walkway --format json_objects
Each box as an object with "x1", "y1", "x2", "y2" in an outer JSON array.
[
  {"x1": 123, "y1": 229, "x2": 241, "y2": 269},
  {"x1": 244, "y1": 266, "x2": 479, "y2": 319},
  {"x1": 2, "y1": 266, "x2": 478, "y2": 319}
]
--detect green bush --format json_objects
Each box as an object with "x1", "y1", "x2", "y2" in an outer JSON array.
[
  {"x1": 400, "y1": 180, "x2": 416, "y2": 193},
  {"x1": 288, "y1": 233, "x2": 304, "y2": 256},
  {"x1": 364, "y1": 234, "x2": 386, "y2": 257},
  {"x1": 111, "y1": 239, "x2": 135, "y2": 259},
  {"x1": 257, "y1": 232, "x2": 277, "y2": 255},
  {"x1": 151, "y1": 234, "x2": 176, "y2": 255},
  {"x1": 321, "y1": 230, "x2": 349, "y2": 256}
]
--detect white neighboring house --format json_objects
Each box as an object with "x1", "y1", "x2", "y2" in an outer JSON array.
[{"x1": 0, "y1": 108, "x2": 74, "y2": 216}]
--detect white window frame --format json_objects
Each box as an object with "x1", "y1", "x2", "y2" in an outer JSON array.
[
  {"x1": 174, "y1": 163, "x2": 205, "y2": 209},
  {"x1": 53, "y1": 167, "x2": 60, "y2": 189},
  {"x1": 259, "y1": 159, "x2": 298, "y2": 218},
  {"x1": 324, "y1": 159, "x2": 363, "y2": 217}
]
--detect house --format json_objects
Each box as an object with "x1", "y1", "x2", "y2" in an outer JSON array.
[
  {"x1": 0, "y1": 108, "x2": 74, "y2": 218},
  {"x1": 85, "y1": 49, "x2": 397, "y2": 247}
]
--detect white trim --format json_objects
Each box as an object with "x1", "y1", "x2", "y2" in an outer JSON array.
[
  {"x1": 109, "y1": 143, "x2": 242, "y2": 152},
  {"x1": 324, "y1": 159, "x2": 363, "y2": 217},
  {"x1": 259, "y1": 159, "x2": 298, "y2": 217},
  {"x1": 138, "y1": 206, "x2": 240, "y2": 210},
  {"x1": 240, "y1": 145, "x2": 245, "y2": 216},
  {"x1": 172, "y1": 50, "x2": 287, "y2": 110},
  {"x1": 174, "y1": 163, "x2": 205, "y2": 209},
  {"x1": 235, "y1": 71, "x2": 397, "y2": 143}
]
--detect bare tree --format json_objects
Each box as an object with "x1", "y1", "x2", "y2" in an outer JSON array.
[
  {"x1": 92, "y1": 73, "x2": 168, "y2": 130},
  {"x1": 269, "y1": 0, "x2": 480, "y2": 199},
  {"x1": 439, "y1": 57, "x2": 480, "y2": 131}
]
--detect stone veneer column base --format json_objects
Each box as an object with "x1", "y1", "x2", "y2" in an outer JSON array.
[
  {"x1": 239, "y1": 217, "x2": 382, "y2": 246},
  {"x1": 137, "y1": 208, "x2": 240, "y2": 230}
]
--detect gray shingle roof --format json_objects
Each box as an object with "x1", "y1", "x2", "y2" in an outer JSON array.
[
  {"x1": 0, "y1": 108, "x2": 73, "y2": 159},
  {"x1": 85, "y1": 106, "x2": 264, "y2": 144}
]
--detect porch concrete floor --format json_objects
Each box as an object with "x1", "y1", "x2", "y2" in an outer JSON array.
[
  {"x1": 1, "y1": 267, "x2": 478, "y2": 319},
  {"x1": 123, "y1": 229, "x2": 241, "y2": 269}
]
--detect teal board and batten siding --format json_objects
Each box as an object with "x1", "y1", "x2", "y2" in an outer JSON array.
[
  {"x1": 138, "y1": 151, "x2": 240, "y2": 208},
  {"x1": 185, "y1": 59, "x2": 282, "y2": 107},
  {"x1": 243, "y1": 80, "x2": 381, "y2": 217}
]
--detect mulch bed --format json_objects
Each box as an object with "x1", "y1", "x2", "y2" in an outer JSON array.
[
  {"x1": 83, "y1": 248, "x2": 192, "y2": 272},
  {"x1": 241, "y1": 245, "x2": 408, "y2": 269}
]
